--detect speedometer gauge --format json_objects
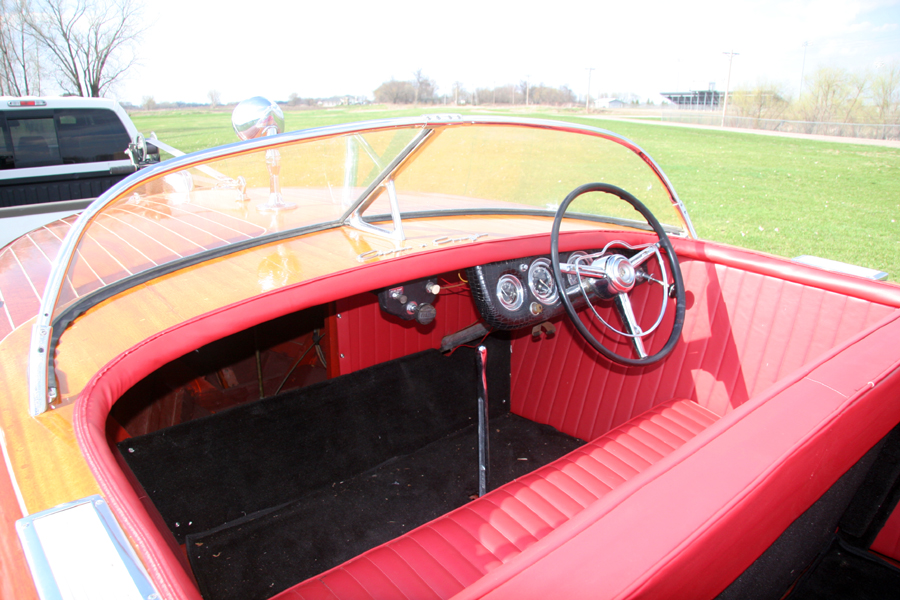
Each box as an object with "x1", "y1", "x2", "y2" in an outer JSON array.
[
  {"x1": 566, "y1": 251, "x2": 589, "y2": 287},
  {"x1": 528, "y1": 258, "x2": 558, "y2": 305},
  {"x1": 496, "y1": 274, "x2": 525, "y2": 311}
]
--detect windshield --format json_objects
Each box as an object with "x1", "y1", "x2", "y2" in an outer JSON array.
[{"x1": 45, "y1": 116, "x2": 690, "y2": 322}]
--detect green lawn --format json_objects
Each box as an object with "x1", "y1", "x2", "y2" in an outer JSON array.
[{"x1": 129, "y1": 106, "x2": 900, "y2": 280}]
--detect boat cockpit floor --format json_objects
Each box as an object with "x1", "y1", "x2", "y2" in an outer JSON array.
[
  {"x1": 190, "y1": 411, "x2": 582, "y2": 600},
  {"x1": 117, "y1": 338, "x2": 582, "y2": 600}
]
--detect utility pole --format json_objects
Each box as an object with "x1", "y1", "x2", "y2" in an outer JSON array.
[
  {"x1": 799, "y1": 41, "x2": 808, "y2": 97},
  {"x1": 721, "y1": 50, "x2": 738, "y2": 127},
  {"x1": 525, "y1": 76, "x2": 530, "y2": 106},
  {"x1": 585, "y1": 67, "x2": 595, "y2": 113}
]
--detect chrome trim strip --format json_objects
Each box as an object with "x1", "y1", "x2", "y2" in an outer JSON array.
[
  {"x1": 28, "y1": 115, "x2": 692, "y2": 415},
  {"x1": 16, "y1": 495, "x2": 159, "y2": 600},
  {"x1": 342, "y1": 127, "x2": 434, "y2": 241}
]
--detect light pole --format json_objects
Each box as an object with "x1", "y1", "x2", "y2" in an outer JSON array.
[
  {"x1": 585, "y1": 67, "x2": 595, "y2": 112},
  {"x1": 721, "y1": 50, "x2": 739, "y2": 127}
]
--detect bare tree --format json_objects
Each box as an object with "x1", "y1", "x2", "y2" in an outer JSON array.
[
  {"x1": 732, "y1": 81, "x2": 790, "y2": 124},
  {"x1": 0, "y1": 0, "x2": 42, "y2": 95},
  {"x1": 26, "y1": 0, "x2": 145, "y2": 97},
  {"x1": 871, "y1": 63, "x2": 900, "y2": 131},
  {"x1": 410, "y1": 69, "x2": 437, "y2": 105},
  {"x1": 208, "y1": 89, "x2": 221, "y2": 108}
]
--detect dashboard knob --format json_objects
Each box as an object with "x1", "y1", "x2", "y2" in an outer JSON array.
[{"x1": 416, "y1": 303, "x2": 437, "y2": 325}]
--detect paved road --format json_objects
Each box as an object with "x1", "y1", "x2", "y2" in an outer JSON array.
[{"x1": 582, "y1": 115, "x2": 900, "y2": 149}]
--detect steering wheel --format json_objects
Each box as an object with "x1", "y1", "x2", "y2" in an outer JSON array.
[{"x1": 550, "y1": 183, "x2": 685, "y2": 366}]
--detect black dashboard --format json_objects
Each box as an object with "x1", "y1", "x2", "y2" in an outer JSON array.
[{"x1": 467, "y1": 252, "x2": 591, "y2": 330}]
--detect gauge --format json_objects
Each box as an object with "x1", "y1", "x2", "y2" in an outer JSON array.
[
  {"x1": 528, "y1": 258, "x2": 558, "y2": 305},
  {"x1": 496, "y1": 273, "x2": 525, "y2": 311},
  {"x1": 566, "y1": 251, "x2": 589, "y2": 287}
]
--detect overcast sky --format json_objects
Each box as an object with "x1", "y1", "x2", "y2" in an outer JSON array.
[{"x1": 112, "y1": 0, "x2": 899, "y2": 106}]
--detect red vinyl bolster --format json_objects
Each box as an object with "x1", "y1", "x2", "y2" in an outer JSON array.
[{"x1": 273, "y1": 398, "x2": 719, "y2": 600}]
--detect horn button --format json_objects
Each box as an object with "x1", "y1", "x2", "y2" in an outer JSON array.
[{"x1": 598, "y1": 254, "x2": 636, "y2": 294}]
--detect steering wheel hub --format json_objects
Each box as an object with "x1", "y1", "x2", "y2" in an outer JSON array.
[{"x1": 601, "y1": 255, "x2": 637, "y2": 294}]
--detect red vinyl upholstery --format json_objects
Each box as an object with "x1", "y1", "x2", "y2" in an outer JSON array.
[
  {"x1": 512, "y1": 258, "x2": 896, "y2": 442},
  {"x1": 334, "y1": 281, "x2": 480, "y2": 376},
  {"x1": 871, "y1": 503, "x2": 900, "y2": 562},
  {"x1": 273, "y1": 398, "x2": 719, "y2": 600}
]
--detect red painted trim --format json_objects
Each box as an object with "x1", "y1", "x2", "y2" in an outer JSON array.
[{"x1": 70, "y1": 231, "x2": 900, "y2": 598}]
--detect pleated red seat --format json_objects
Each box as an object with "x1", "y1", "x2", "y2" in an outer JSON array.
[{"x1": 274, "y1": 398, "x2": 720, "y2": 600}]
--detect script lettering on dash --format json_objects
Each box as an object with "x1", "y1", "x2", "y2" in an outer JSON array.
[{"x1": 357, "y1": 233, "x2": 488, "y2": 262}]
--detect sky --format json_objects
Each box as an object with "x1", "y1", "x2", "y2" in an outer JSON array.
[{"x1": 108, "y1": 0, "x2": 900, "y2": 106}]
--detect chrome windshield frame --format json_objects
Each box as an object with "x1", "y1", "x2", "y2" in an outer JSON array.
[{"x1": 28, "y1": 115, "x2": 696, "y2": 416}]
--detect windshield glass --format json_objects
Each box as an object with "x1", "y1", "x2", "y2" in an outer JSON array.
[
  {"x1": 50, "y1": 118, "x2": 686, "y2": 318},
  {"x1": 386, "y1": 124, "x2": 676, "y2": 224}
]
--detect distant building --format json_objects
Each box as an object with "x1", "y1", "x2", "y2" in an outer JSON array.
[
  {"x1": 660, "y1": 90, "x2": 729, "y2": 110},
  {"x1": 594, "y1": 97, "x2": 626, "y2": 109}
]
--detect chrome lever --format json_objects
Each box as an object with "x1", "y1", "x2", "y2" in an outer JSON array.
[{"x1": 476, "y1": 345, "x2": 490, "y2": 497}]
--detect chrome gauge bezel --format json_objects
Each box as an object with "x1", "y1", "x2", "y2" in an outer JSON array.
[
  {"x1": 528, "y1": 257, "x2": 558, "y2": 305},
  {"x1": 496, "y1": 273, "x2": 525, "y2": 311},
  {"x1": 566, "y1": 251, "x2": 589, "y2": 287}
]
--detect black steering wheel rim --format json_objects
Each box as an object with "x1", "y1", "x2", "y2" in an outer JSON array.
[{"x1": 550, "y1": 183, "x2": 686, "y2": 366}]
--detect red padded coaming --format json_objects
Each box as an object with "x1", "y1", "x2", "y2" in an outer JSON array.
[
  {"x1": 511, "y1": 258, "x2": 896, "y2": 441},
  {"x1": 272, "y1": 398, "x2": 719, "y2": 600},
  {"x1": 871, "y1": 503, "x2": 900, "y2": 561},
  {"x1": 334, "y1": 284, "x2": 480, "y2": 375}
]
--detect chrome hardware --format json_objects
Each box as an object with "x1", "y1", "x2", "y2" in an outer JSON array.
[
  {"x1": 232, "y1": 97, "x2": 295, "y2": 212},
  {"x1": 476, "y1": 345, "x2": 489, "y2": 497},
  {"x1": 602, "y1": 254, "x2": 637, "y2": 294},
  {"x1": 232, "y1": 96, "x2": 285, "y2": 141},
  {"x1": 562, "y1": 240, "x2": 670, "y2": 359},
  {"x1": 16, "y1": 495, "x2": 160, "y2": 600}
]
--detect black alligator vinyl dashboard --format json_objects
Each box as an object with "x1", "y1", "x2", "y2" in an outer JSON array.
[{"x1": 467, "y1": 251, "x2": 592, "y2": 330}]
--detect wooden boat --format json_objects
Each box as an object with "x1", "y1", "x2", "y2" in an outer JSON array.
[{"x1": 2, "y1": 101, "x2": 899, "y2": 600}]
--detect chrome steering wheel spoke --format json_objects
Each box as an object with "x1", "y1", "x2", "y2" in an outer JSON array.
[
  {"x1": 628, "y1": 243, "x2": 660, "y2": 268},
  {"x1": 614, "y1": 293, "x2": 648, "y2": 359}
]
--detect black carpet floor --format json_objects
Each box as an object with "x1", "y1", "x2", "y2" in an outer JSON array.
[
  {"x1": 118, "y1": 338, "x2": 588, "y2": 600},
  {"x1": 119, "y1": 340, "x2": 510, "y2": 544},
  {"x1": 786, "y1": 537, "x2": 900, "y2": 600},
  {"x1": 186, "y1": 412, "x2": 583, "y2": 600}
]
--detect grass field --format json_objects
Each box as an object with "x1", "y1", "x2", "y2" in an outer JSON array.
[{"x1": 129, "y1": 106, "x2": 900, "y2": 280}]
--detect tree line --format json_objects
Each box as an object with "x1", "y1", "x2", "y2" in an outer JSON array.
[
  {"x1": 374, "y1": 70, "x2": 577, "y2": 106},
  {"x1": 729, "y1": 64, "x2": 900, "y2": 128},
  {"x1": 0, "y1": 0, "x2": 143, "y2": 98}
]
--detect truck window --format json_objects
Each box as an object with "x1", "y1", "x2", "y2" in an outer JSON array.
[
  {"x1": 1, "y1": 108, "x2": 130, "y2": 169},
  {"x1": 8, "y1": 116, "x2": 62, "y2": 168},
  {"x1": 56, "y1": 109, "x2": 130, "y2": 164}
]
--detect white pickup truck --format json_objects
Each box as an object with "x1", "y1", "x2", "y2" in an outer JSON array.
[{"x1": 0, "y1": 96, "x2": 156, "y2": 246}]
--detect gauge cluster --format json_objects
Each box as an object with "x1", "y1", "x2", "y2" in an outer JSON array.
[{"x1": 468, "y1": 252, "x2": 589, "y2": 330}]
